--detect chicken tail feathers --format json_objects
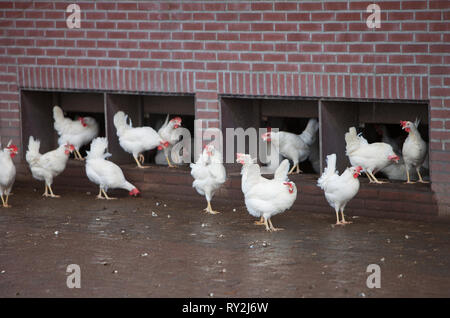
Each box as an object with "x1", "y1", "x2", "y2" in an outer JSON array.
[
  {"x1": 317, "y1": 153, "x2": 337, "y2": 189},
  {"x1": 26, "y1": 136, "x2": 41, "y2": 165},
  {"x1": 299, "y1": 118, "x2": 319, "y2": 146},
  {"x1": 414, "y1": 118, "x2": 421, "y2": 128},
  {"x1": 53, "y1": 105, "x2": 67, "y2": 134},
  {"x1": 113, "y1": 111, "x2": 131, "y2": 136},
  {"x1": 274, "y1": 159, "x2": 290, "y2": 182},
  {"x1": 345, "y1": 127, "x2": 363, "y2": 155},
  {"x1": 86, "y1": 137, "x2": 109, "y2": 160}
]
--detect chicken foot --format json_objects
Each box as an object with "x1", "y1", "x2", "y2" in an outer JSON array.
[
  {"x1": 101, "y1": 189, "x2": 116, "y2": 200},
  {"x1": 268, "y1": 218, "x2": 284, "y2": 231},
  {"x1": 74, "y1": 150, "x2": 85, "y2": 161},
  {"x1": 288, "y1": 163, "x2": 302, "y2": 175},
  {"x1": 133, "y1": 156, "x2": 149, "y2": 169},
  {"x1": 254, "y1": 216, "x2": 265, "y2": 225},
  {"x1": 203, "y1": 201, "x2": 220, "y2": 214},
  {"x1": 166, "y1": 155, "x2": 176, "y2": 168},
  {"x1": 417, "y1": 168, "x2": 429, "y2": 183},
  {"x1": 1, "y1": 194, "x2": 11, "y2": 208},
  {"x1": 42, "y1": 184, "x2": 60, "y2": 198},
  {"x1": 368, "y1": 171, "x2": 387, "y2": 184},
  {"x1": 96, "y1": 188, "x2": 105, "y2": 199},
  {"x1": 404, "y1": 168, "x2": 416, "y2": 184},
  {"x1": 340, "y1": 209, "x2": 352, "y2": 225}
]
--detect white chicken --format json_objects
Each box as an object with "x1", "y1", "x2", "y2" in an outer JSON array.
[
  {"x1": 158, "y1": 114, "x2": 182, "y2": 167},
  {"x1": 26, "y1": 136, "x2": 74, "y2": 198},
  {"x1": 190, "y1": 143, "x2": 226, "y2": 214},
  {"x1": 0, "y1": 140, "x2": 18, "y2": 208},
  {"x1": 237, "y1": 153, "x2": 292, "y2": 226},
  {"x1": 53, "y1": 106, "x2": 99, "y2": 160},
  {"x1": 261, "y1": 118, "x2": 319, "y2": 174},
  {"x1": 401, "y1": 120, "x2": 428, "y2": 183},
  {"x1": 113, "y1": 111, "x2": 168, "y2": 168},
  {"x1": 345, "y1": 127, "x2": 399, "y2": 184},
  {"x1": 243, "y1": 159, "x2": 297, "y2": 232},
  {"x1": 318, "y1": 154, "x2": 362, "y2": 225},
  {"x1": 85, "y1": 137, "x2": 140, "y2": 199}
]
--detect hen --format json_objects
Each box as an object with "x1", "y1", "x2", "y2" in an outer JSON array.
[
  {"x1": 26, "y1": 136, "x2": 74, "y2": 198},
  {"x1": 243, "y1": 159, "x2": 297, "y2": 232},
  {"x1": 401, "y1": 120, "x2": 428, "y2": 183},
  {"x1": 261, "y1": 118, "x2": 319, "y2": 174},
  {"x1": 85, "y1": 137, "x2": 140, "y2": 199},
  {"x1": 190, "y1": 144, "x2": 226, "y2": 214},
  {"x1": 345, "y1": 127, "x2": 399, "y2": 184},
  {"x1": 0, "y1": 140, "x2": 18, "y2": 208},
  {"x1": 158, "y1": 114, "x2": 182, "y2": 167},
  {"x1": 318, "y1": 154, "x2": 362, "y2": 225},
  {"x1": 113, "y1": 111, "x2": 168, "y2": 168},
  {"x1": 237, "y1": 153, "x2": 292, "y2": 226},
  {"x1": 53, "y1": 106, "x2": 99, "y2": 160}
]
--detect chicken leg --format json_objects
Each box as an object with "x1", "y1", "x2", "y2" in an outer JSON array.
[
  {"x1": 47, "y1": 185, "x2": 60, "y2": 198},
  {"x1": 96, "y1": 188, "x2": 105, "y2": 199},
  {"x1": 254, "y1": 216, "x2": 265, "y2": 225},
  {"x1": 75, "y1": 150, "x2": 85, "y2": 161},
  {"x1": 1, "y1": 194, "x2": 11, "y2": 208},
  {"x1": 368, "y1": 171, "x2": 387, "y2": 184},
  {"x1": 101, "y1": 189, "x2": 116, "y2": 200},
  {"x1": 334, "y1": 207, "x2": 343, "y2": 225},
  {"x1": 268, "y1": 218, "x2": 284, "y2": 231},
  {"x1": 288, "y1": 163, "x2": 300, "y2": 175},
  {"x1": 133, "y1": 156, "x2": 149, "y2": 169},
  {"x1": 138, "y1": 154, "x2": 145, "y2": 164},
  {"x1": 166, "y1": 155, "x2": 176, "y2": 168},
  {"x1": 417, "y1": 168, "x2": 429, "y2": 183},
  {"x1": 340, "y1": 208, "x2": 352, "y2": 225},
  {"x1": 203, "y1": 201, "x2": 220, "y2": 214},
  {"x1": 404, "y1": 168, "x2": 415, "y2": 184}
]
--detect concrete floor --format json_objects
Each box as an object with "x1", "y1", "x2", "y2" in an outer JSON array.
[{"x1": 0, "y1": 185, "x2": 449, "y2": 297}]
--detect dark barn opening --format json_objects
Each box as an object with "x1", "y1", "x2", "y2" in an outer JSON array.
[
  {"x1": 320, "y1": 100, "x2": 429, "y2": 182},
  {"x1": 21, "y1": 90, "x2": 105, "y2": 160},
  {"x1": 221, "y1": 96, "x2": 319, "y2": 174},
  {"x1": 106, "y1": 93, "x2": 195, "y2": 165}
]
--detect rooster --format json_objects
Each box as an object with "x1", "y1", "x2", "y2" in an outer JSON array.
[
  {"x1": 158, "y1": 114, "x2": 182, "y2": 167},
  {"x1": 318, "y1": 154, "x2": 362, "y2": 225},
  {"x1": 85, "y1": 137, "x2": 140, "y2": 199},
  {"x1": 345, "y1": 127, "x2": 399, "y2": 184},
  {"x1": 26, "y1": 136, "x2": 74, "y2": 198},
  {"x1": 401, "y1": 120, "x2": 428, "y2": 183},
  {"x1": 190, "y1": 143, "x2": 226, "y2": 214},
  {"x1": 53, "y1": 106, "x2": 99, "y2": 160},
  {"x1": 237, "y1": 153, "x2": 293, "y2": 226},
  {"x1": 0, "y1": 140, "x2": 18, "y2": 208},
  {"x1": 261, "y1": 118, "x2": 319, "y2": 174},
  {"x1": 113, "y1": 111, "x2": 168, "y2": 168},
  {"x1": 243, "y1": 159, "x2": 297, "y2": 232}
]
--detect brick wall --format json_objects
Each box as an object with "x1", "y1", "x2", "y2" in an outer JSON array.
[{"x1": 0, "y1": 0, "x2": 449, "y2": 214}]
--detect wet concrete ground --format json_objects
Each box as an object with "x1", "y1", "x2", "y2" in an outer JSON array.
[{"x1": 0, "y1": 185, "x2": 449, "y2": 297}]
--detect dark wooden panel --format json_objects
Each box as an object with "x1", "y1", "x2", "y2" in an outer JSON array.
[
  {"x1": 105, "y1": 93, "x2": 142, "y2": 164},
  {"x1": 143, "y1": 95, "x2": 195, "y2": 116},
  {"x1": 59, "y1": 92, "x2": 104, "y2": 113},
  {"x1": 261, "y1": 99, "x2": 318, "y2": 118},
  {"x1": 221, "y1": 98, "x2": 261, "y2": 161},
  {"x1": 359, "y1": 102, "x2": 428, "y2": 124},
  {"x1": 320, "y1": 101, "x2": 359, "y2": 173},
  {"x1": 20, "y1": 90, "x2": 56, "y2": 157}
]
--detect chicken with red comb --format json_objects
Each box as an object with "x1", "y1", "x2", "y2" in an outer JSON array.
[
  {"x1": 0, "y1": 140, "x2": 18, "y2": 207},
  {"x1": 26, "y1": 136, "x2": 74, "y2": 198},
  {"x1": 318, "y1": 154, "x2": 361, "y2": 225},
  {"x1": 401, "y1": 119, "x2": 428, "y2": 184},
  {"x1": 86, "y1": 137, "x2": 141, "y2": 199}
]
